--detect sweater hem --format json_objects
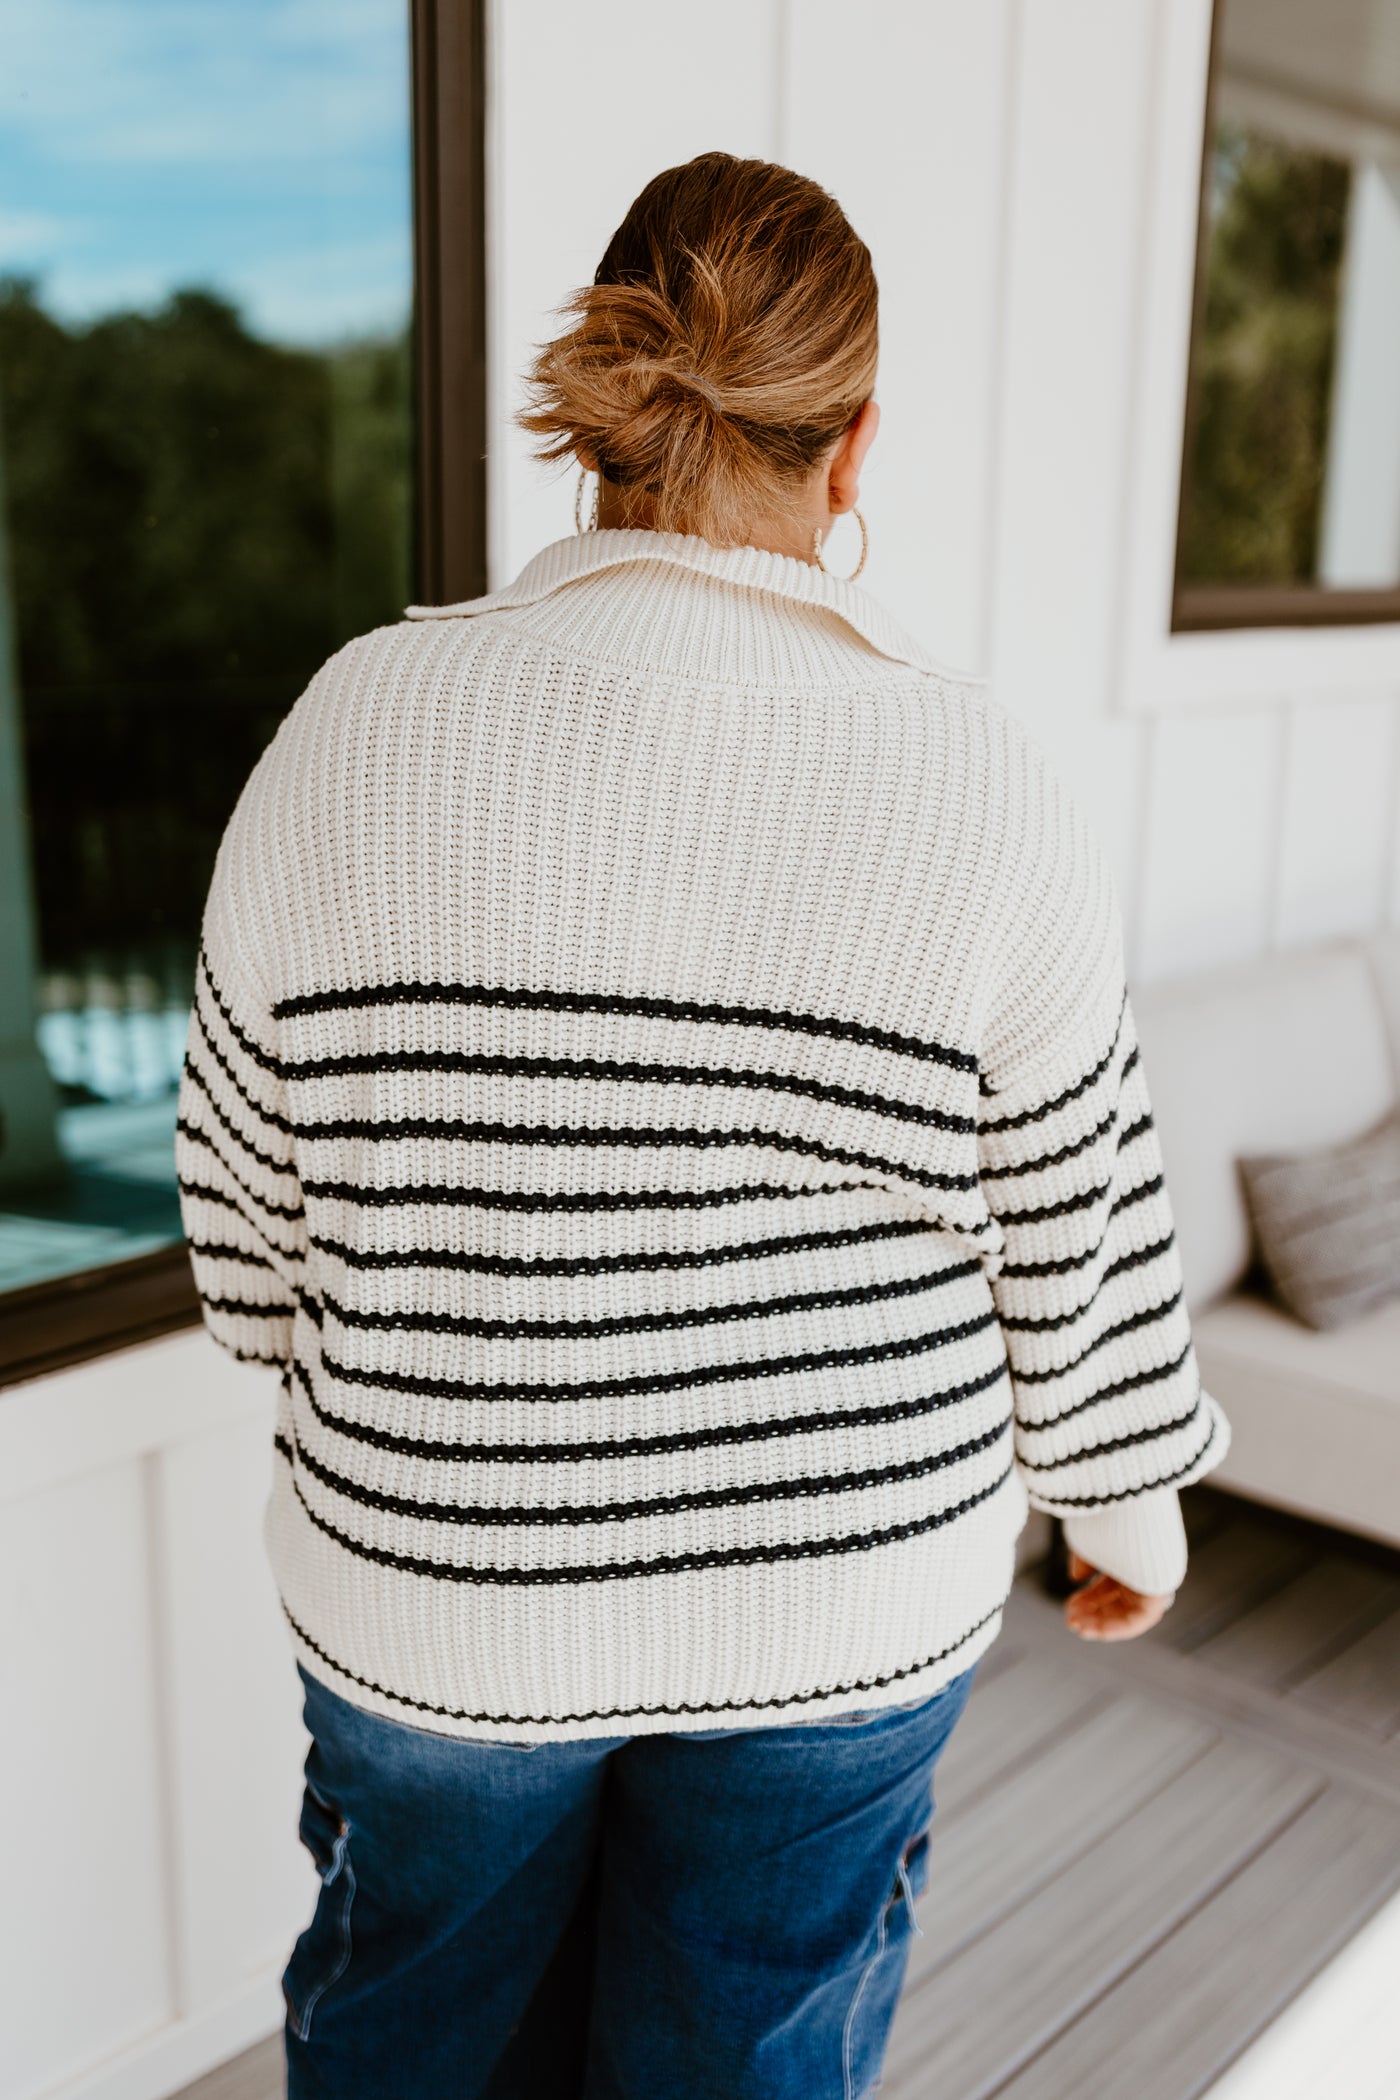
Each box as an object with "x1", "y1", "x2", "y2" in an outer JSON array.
[{"x1": 278, "y1": 1594, "x2": 1008, "y2": 1745}]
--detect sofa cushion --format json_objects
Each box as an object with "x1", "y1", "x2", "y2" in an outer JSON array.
[
  {"x1": 1239, "y1": 1108, "x2": 1400, "y2": 1331},
  {"x1": 1132, "y1": 944, "x2": 1396, "y2": 1311},
  {"x1": 1193, "y1": 1290, "x2": 1400, "y2": 1547},
  {"x1": 1366, "y1": 927, "x2": 1400, "y2": 1087},
  {"x1": 1194, "y1": 1288, "x2": 1400, "y2": 1407}
]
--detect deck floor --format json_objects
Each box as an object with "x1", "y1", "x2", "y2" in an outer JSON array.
[{"x1": 177, "y1": 1488, "x2": 1400, "y2": 2100}]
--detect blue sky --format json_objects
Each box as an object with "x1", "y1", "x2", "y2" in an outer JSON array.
[{"x1": 0, "y1": 0, "x2": 412, "y2": 344}]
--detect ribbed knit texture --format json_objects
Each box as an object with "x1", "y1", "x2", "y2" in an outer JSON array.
[{"x1": 176, "y1": 529, "x2": 1229, "y2": 1740}]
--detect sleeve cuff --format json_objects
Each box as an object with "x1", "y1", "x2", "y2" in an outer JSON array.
[{"x1": 1062, "y1": 1488, "x2": 1188, "y2": 1595}]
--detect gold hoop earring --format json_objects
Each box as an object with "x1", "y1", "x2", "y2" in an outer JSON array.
[
  {"x1": 574, "y1": 466, "x2": 599, "y2": 534},
  {"x1": 814, "y1": 507, "x2": 868, "y2": 581}
]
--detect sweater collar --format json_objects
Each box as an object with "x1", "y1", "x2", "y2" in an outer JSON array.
[{"x1": 404, "y1": 527, "x2": 941, "y2": 675}]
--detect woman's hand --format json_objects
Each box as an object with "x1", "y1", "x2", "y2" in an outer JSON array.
[{"x1": 1064, "y1": 1552, "x2": 1175, "y2": 1641}]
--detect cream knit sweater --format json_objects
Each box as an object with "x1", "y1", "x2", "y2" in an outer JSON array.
[{"x1": 176, "y1": 529, "x2": 1229, "y2": 1741}]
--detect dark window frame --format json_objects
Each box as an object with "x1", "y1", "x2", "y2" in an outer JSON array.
[
  {"x1": 1171, "y1": 0, "x2": 1400, "y2": 634},
  {"x1": 0, "y1": 0, "x2": 487, "y2": 1391}
]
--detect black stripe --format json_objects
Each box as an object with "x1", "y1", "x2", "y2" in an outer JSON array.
[
  {"x1": 187, "y1": 1241, "x2": 279, "y2": 1271},
  {"x1": 1015, "y1": 1338, "x2": 1193, "y2": 1430},
  {"x1": 988, "y1": 1098, "x2": 1158, "y2": 1229},
  {"x1": 1016, "y1": 1392, "x2": 1201, "y2": 1472},
  {"x1": 978, "y1": 999, "x2": 1129, "y2": 1133},
  {"x1": 308, "y1": 1215, "x2": 935, "y2": 1278},
  {"x1": 1006, "y1": 1286, "x2": 1185, "y2": 1386},
  {"x1": 181, "y1": 1055, "x2": 298, "y2": 1177},
  {"x1": 190, "y1": 995, "x2": 293, "y2": 1133},
  {"x1": 979, "y1": 1104, "x2": 1118, "y2": 1182},
  {"x1": 278, "y1": 1598, "x2": 1004, "y2": 1728},
  {"x1": 271, "y1": 975, "x2": 978, "y2": 1075},
  {"x1": 175, "y1": 1122, "x2": 306, "y2": 1221},
  {"x1": 318, "y1": 1304, "x2": 1003, "y2": 1408},
  {"x1": 317, "y1": 1256, "x2": 981, "y2": 1345},
  {"x1": 274, "y1": 1046, "x2": 975, "y2": 1137},
  {"x1": 290, "y1": 1353, "x2": 1011, "y2": 1465},
  {"x1": 1099, "y1": 1168, "x2": 1163, "y2": 1219},
  {"x1": 1101, "y1": 1225, "x2": 1177, "y2": 1281},
  {"x1": 989, "y1": 1178, "x2": 1110, "y2": 1228},
  {"x1": 997, "y1": 1246, "x2": 1091, "y2": 1281},
  {"x1": 1035, "y1": 1411, "x2": 1219, "y2": 1506},
  {"x1": 303, "y1": 1175, "x2": 893, "y2": 1214},
  {"x1": 995, "y1": 1175, "x2": 1165, "y2": 1277},
  {"x1": 279, "y1": 1447, "x2": 1015, "y2": 1584},
  {"x1": 201, "y1": 1295, "x2": 296, "y2": 1320},
  {"x1": 291, "y1": 1113, "x2": 977, "y2": 1199},
  {"x1": 279, "y1": 1415, "x2": 1012, "y2": 1529},
  {"x1": 997, "y1": 1232, "x2": 1178, "y2": 1331},
  {"x1": 197, "y1": 949, "x2": 283, "y2": 1075},
  {"x1": 177, "y1": 1180, "x2": 307, "y2": 1261}
]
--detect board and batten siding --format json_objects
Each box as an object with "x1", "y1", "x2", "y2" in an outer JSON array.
[{"x1": 4, "y1": 3, "x2": 1397, "y2": 2095}]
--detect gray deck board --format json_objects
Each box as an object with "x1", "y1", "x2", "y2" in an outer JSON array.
[
  {"x1": 991, "y1": 1783, "x2": 1400, "y2": 2100},
  {"x1": 931, "y1": 1646, "x2": 1116, "y2": 1806},
  {"x1": 1290, "y1": 1605, "x2": 1400, "y2": 1737},
  {"x1": 882, "y1": 1737, "x2": 1317, "y2": 2099},
  {"x1": 1004, "y1": 1581, "x2": 1400, "y2": 1811},
  {"x1": 171, "y1": 2036, "x2": 281, "y2": 2100},
  {"x1": 1153, "y1": 1518, "x2": 1318, "y2": 1652},
  {"x1": 1192, "y1": 1556, "x2": 1400, "y2": 1692},
  {"x1": 909, "y1": 1694, "x2": 1213, "y2": 1978}
]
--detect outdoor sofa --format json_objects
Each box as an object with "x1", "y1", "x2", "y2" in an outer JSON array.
[{"x1": 1133, "y1": 931, "x2": 1400, "y2": 1550}]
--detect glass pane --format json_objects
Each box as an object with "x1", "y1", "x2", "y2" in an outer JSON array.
[
  {"x1": 0, "y1": 1, "x2": 413, "y2": 1295},
  {"x1": 1177, "y1": 0, "x2": 1400, "y2": 595}
]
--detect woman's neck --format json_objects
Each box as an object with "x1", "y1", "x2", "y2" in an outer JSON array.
[{"x1": 593, "y1": 476, "x2": 823, "y2": 564}]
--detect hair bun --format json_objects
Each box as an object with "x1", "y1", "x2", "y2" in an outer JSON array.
[{"x1": 519, "y1": 152, "x2": 876, "y2": 546}]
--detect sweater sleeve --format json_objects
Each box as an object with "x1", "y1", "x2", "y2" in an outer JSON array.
[
  {"x1": 175, "y1": 917, "x2": 306, "y2": 1370},
  {"x1": 1063, "y1": 1489, "x2": 1189, "y2": 1595},
  {"x1": 975, "y1": 785, "x2": 1229, "y2": 1594}
]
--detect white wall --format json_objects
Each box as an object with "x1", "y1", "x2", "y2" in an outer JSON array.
[
  {"x1": 489, "y1": 0, "x2": 1400, "y2": 986},
  {"x1": 6, "y1": 5, "x2": 1400, "y2": 2096},
  {"x1": 0, "y1": 1337, "x2": 307, "y2": 2100}
]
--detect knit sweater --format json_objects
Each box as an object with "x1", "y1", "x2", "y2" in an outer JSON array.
[{"x1": 176, "y1": 528, "x2": 1230, "y2": 1742}]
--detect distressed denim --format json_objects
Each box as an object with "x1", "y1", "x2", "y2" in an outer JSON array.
[{"x1": 283, "y1": 1660, "x2": 977, "y2": 2100}]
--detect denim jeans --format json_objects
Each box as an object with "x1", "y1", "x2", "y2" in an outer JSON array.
[{"x1": 283, "y1": 1660, "x2": 978, "y2": 2100}]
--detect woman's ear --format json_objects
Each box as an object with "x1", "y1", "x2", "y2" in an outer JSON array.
[{"x1": 827, "y1": 399, "x2": 880, "y2": 516}]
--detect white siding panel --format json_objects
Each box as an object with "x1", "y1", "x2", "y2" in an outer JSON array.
[
  {"x1": 784, "y1": 0, "x2": 1013, "y2": 671},
  {"x1": 156, "y1": 1416, "x2": 308, "y2": 2015},
  {"x1": 989, "y1": 0, "x2": 1159, "y2": 731},
  {"x1": 0, "y1": 1327, "x2": 279, "y2": 1508},
  {"x1": 1275, "y1": 696, "x2": 1400, "y2": 951},
  {"x1": 0, "y1": 1463, "x2": 170, "y2": 2100},
  {"x1": 1033, "y1": 715, "x2": 1149, "y2": 957},
  {"x1": 1135, "y1": 709, "x2": 1284, "y2": 984},
  {"x1": 488, "y1": 0, "x2": 781, "y2": 587}
]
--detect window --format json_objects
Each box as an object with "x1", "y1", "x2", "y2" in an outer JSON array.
[
  {"x1": 1174, "y1": 0, "x2": 1400, "y2": 630},
  {"x1": 0, "y1": 1, "x2": 485, "y2": 1381}
]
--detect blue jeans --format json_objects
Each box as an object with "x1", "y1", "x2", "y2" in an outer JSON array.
[{"x1": 283, "y1": 1660, "x2": 978, "y2": 2100}]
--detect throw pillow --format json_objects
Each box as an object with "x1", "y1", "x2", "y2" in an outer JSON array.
[{"x1": 1238, "y1": 1107, "x2": 1400, "y2": 1332}]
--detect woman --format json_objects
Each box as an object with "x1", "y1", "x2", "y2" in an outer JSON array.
[{"x1": 177, "y1": 153, "x2": 1229, "y2": 2098}]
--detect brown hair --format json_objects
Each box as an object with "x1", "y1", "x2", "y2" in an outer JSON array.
[{"x1": 518, "y1": 153, "x2": 878, "y2": 545}]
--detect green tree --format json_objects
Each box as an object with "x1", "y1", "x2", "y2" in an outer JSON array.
[
  {"x1": 1179, "y1": 124, "x2": 1351, "y2": 586},
  {"x1": 0, "y1": 281, "x2": 411, "y2": 969}
]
